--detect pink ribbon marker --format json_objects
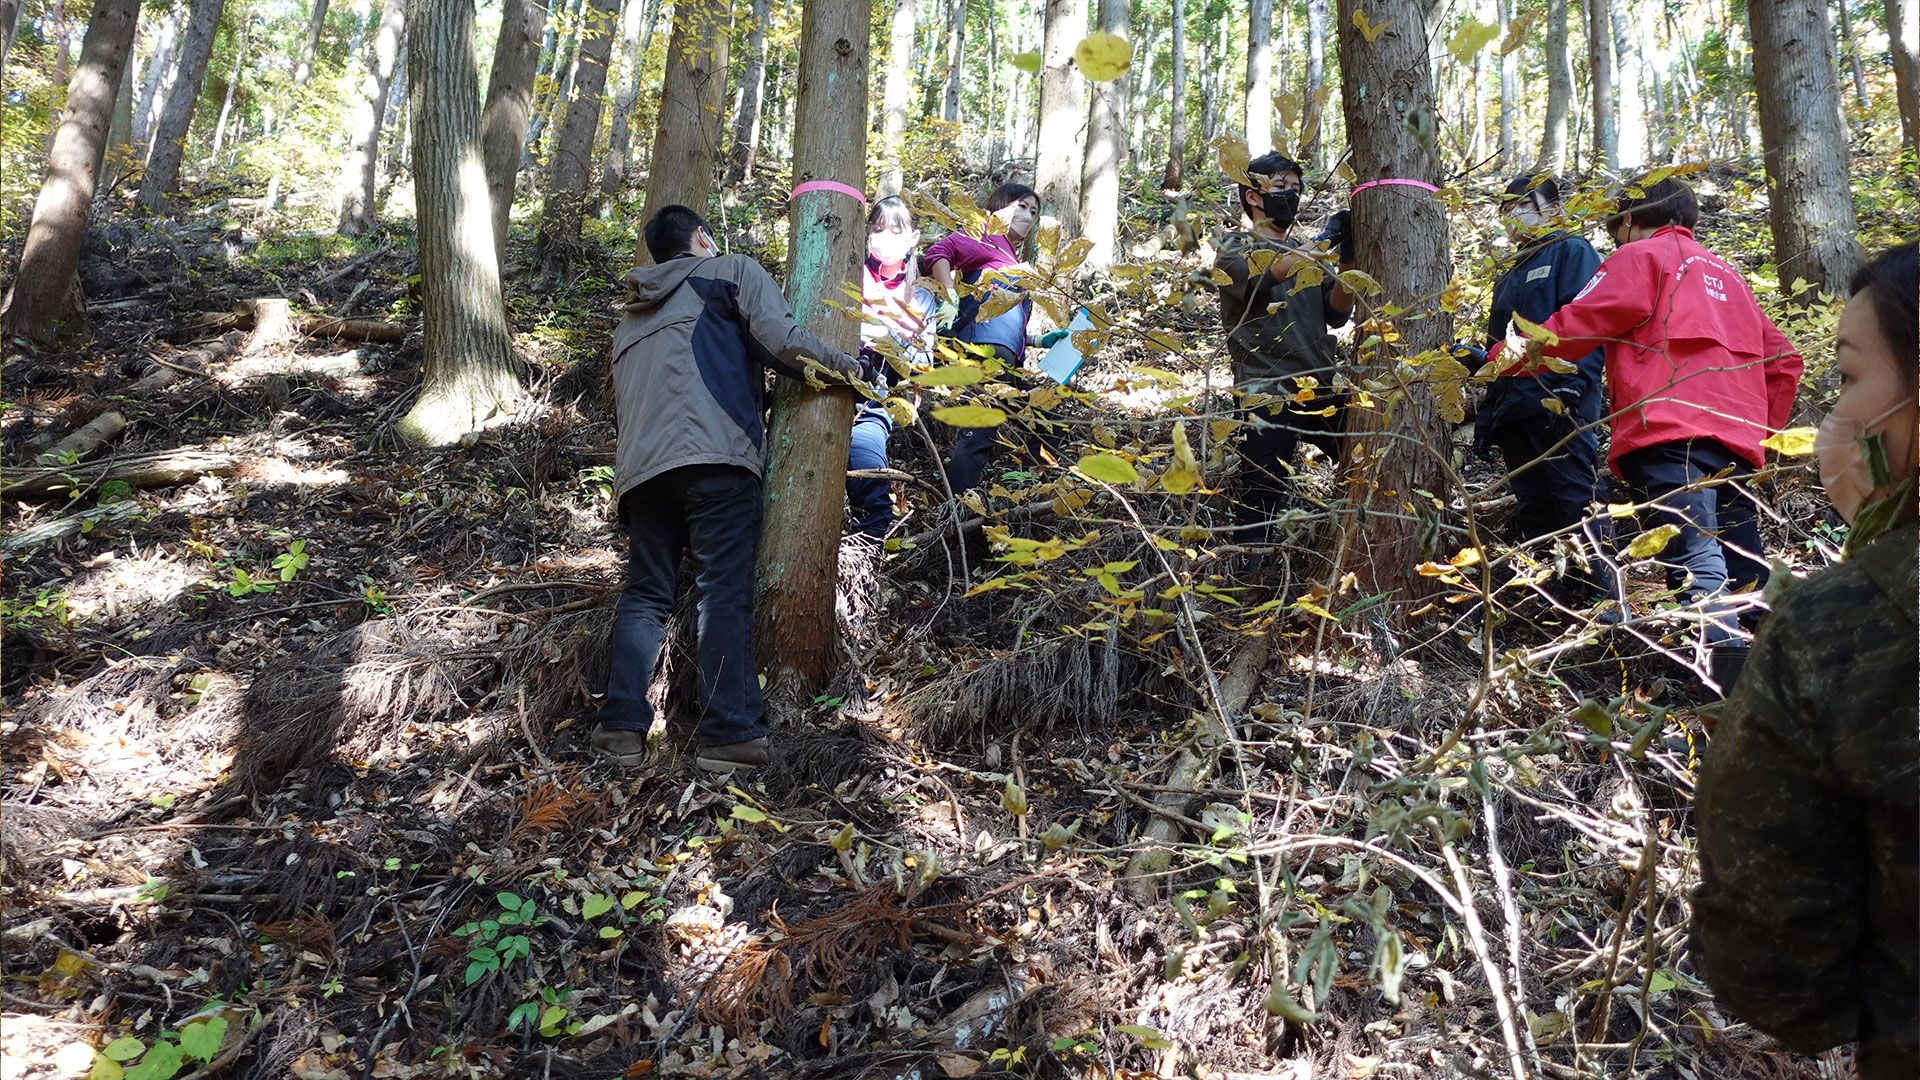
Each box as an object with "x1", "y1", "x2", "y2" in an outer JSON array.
[
  {"x1": 1349, "y1": 177, "x2": 1441, "y2": 197},
  {"x1": 790, "y1": 180, "x2": 869, "y2": 208}
]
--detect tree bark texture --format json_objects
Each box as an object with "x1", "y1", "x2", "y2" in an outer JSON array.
[
  {"x1": 133, "y1": 2, "x2": 183, "y2": 151},
  {"x1": 2, "y1": 0, "x2": 140, "y2": 343},
  {"x1": 723, "y1": 0, "x2": 773, "y2": 186},
  {"x1": 1891, "y1": 0, "x2": 1920, "y2": 160},
  {"x1": 1245, "y1": 0, "x2": 1272, "y2": 156},
  {"x1": 397, "y1": 0, "x2": 522, "y2": 446},
  {"x1": 602, "y1": 0, "x2": 663, "y2": 202},
  {"x1": 1611, "y1": 0, "x2": 1643, "y2": 169},
  {"x1": 294, "y1": 0, "x2": 330, "y2": 86},
  {"x1": 336, "y1": 0, "x2": 406, "y2": 235},
  {"x1": 482, "y1": 0, "x2": 549, "y2": 273},
  {"x1": 534, "y1": 0, "x2": 620, "y2": 276},
  {"x1": 756, "y1": 0, "x2": 871, "y2": 705},
  {"x1": 138, "y1": 0, "x2": 226, "y2": 210},
  {"x1": 1080, "y1": 0, "x2": 1128, "y2": 267},
  {"x1": 633, "y1": 0, "x2": 729, "y2": 264},
  {"x1": 1037, "y1": 0, "x2": 1085, "y2": 234},
  {"x1": 1749, "y1": 0, "x2": 1864, "y2": 299},
  {"x1": 1304, "y1": 0, "x2": 1327, "y2": 162},
  {"x1": 943, "y1": 0, "x2": 967, "y2": 122},
  {"x1": 1162, "y1": 0, "x2": 1186, "y2": 189},
  {"x1": 108, "y1": 38, "x2": 135, "y2": 159},
  {"x1": 1538, "y1": 0, "x2": 1572, "y2": 170},
  {"x1": 1335, "y1": 0, "x2": 1455, "y2": 610},
  {"x1": 1585, "y1": 0, "x2": 1615, "y2": 170},
  {"x1": 879, "y1": 0, "x2": 914, "y2": 195},
  {"x1": 1497, "y1": 0, "x2": 1514, "y2": 166}
]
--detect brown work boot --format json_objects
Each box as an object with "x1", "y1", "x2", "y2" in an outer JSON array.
[
  {"x1": 695, "y1": 737, "x2": 771, "y2": 773},
  {"x1": 591, "y1": 726, "x2": 647, "y2": 767}
]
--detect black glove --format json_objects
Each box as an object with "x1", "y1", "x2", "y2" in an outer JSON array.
[
  {"x1": 1448, "y1": 342, "x2": 1488, "y2": 371},
  {"x1": 1316, "y1": 209, "x2": 1355, "y2": 265},
  {"x1": 855, "y1": 345, "x2": 885, "y2": 385}
]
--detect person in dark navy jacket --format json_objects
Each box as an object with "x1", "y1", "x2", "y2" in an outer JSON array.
[{"x1": 1475, "y1": 174, "x2": 1615, "y2": 607}]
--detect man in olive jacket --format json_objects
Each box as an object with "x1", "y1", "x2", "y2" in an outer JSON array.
[{"x1": 595, "y1": 205, "x2": 863, "y2": 772}]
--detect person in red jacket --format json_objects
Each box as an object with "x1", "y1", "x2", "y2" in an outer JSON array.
[{"x1": 1483, "y1": 175, "x2": 1805, "y2": 691}]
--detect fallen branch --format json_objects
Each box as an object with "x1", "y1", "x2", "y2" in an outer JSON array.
[
  {"x1": 39, "y1": 411, "x2": 126, "y2": 463},
  {"x1": 5, "y1": 450, "x2": 237, "y2": 501},
  {"x1": 216, "y1": 299, "x2": 407, "y2": 344}
]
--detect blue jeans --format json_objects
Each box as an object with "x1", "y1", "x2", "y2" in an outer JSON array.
[
  {"x1": 846, "y1": 418, "x2": 892, "y2": 537},
  {"x1": 599, "y1": 465, "x2": 768, "y2": 747},
  {"x1": 1616, "y1": 439, "x2": 1768, "y2": 646}
]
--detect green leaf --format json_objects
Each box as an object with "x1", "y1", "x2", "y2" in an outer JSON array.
[
  {"x1": 177, "y1": 1017, "x2": 227, "y2": 1064},
  {"x1": 598, "y1": 926, "x2": 624, "y2": 939},
  {"x1": 497, "y1": 892, "x2": 524, "y2": 912},
  {"x1": 1010, "y1": 51, "x2": 1042, "y2": 74},
  {"x1": 581, "y1": 893, "x2": 614, "y2": 919},
  {"x1": 1113, "y1": 1024, "x2": 1172, "y2": 1049},
  {"x1": 1570, "y1": 699, "x2": 1614, "y2": 739},
  {"x1": 1447, "y1": 19, "x2": 1501, "y2": 62},
  {"x1": 930, "y1": 405, "x2": 1007, "y2": 428},
  {"x1": 621, "y1": 890, "x2": 644, "y2": 910},
  {"x1": 90, "y1": 1055, "x2": 125, "y2": 1080},
  {"x1": 122, "y1": 1040, "x2": 181, "y2": 1080},
  {"x1": 1625, "y1": 524, "x2": 1681, "y2": 559},
  {"x1": 730, "y1": 805, "x2": 769, "y2": 823},
  {"x1": 1075, "y1": 452, "x2": 1139, "y2": 484},
  {"x1": 104, "y1": 1039, "x2": 147, "y2": 1063}
]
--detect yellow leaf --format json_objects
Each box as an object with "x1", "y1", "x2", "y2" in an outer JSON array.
[
  {"x1": 1512, "y1": 312, "x2": 1559, "y2": 346},
  {"x1": 1336, "y1": 269, "x2": 1384, "y2": 296},
  {"x1": 1425, "y1": 356, "x2": 1472, "y2": 424},
  {"x1": 1447, "y1": 20, "x2": 1500, "y2": 63},
  {"x1": 1028, "y1": 383, "x2": 1062, "y2": 411},
  {"x1": 1273, "y1": 89, "x2": 1301, "y2": 130},
  {"x1": 883, "y1": 398, "x2": 918, "y2": 427},
  {"x1": 1161, "y1": 421, "x2": 1202, "y2": 494},
  {"x1": 1212, "y1": 134, "x2": 1253, "y2": 187},
  {"x1": 1057, "y1": 237, "x2": 1095, "y2": 273},
  {"x1": 1351, "y1": 9, "x2": 1392, "y2": 42},
  {"x1": 1074, "y1": 31, "x2": 1132, "y2": 81},
  {"x1": 975, "y1": 287, "x2": 1024, "y2": 322},
  {"x1": 1760, "y1": 427, "x2": 1818, "y2": 456},
  {"x1": 1540, "y1": 395, "x2": 1564, "y2": 415},
  {"x1": 1010, "y1": 51, "x2": 1042, "y2": 74},
  {"x1": 1626, "y1": 524, "x2": 1682, "y2": 559},
  {"x1": 930, "y1": 405, "x2": 1007, "y2": 428},
  {"x1": 1076, "y1": 453, "x2": 1140, "y2": 484},
  {"x1": 1294, "y1": 599, "x2": 1339, "y2": 620},
  {"x1": 909, "y1": 365, "x2": 984, "y2": 387},
  {"x1": 1290, "y1": 262, "x2": 1326, "y2": 294},
  {"x1": 1449, "y1": 546, "x2": 1483, "y2": 567},
  {"x1": 1500, "y1": 10, "x2": 1539, "y2": 54},
  {"x1": 1052, "y1": 488, "x2": 1094, "y2": 515}
]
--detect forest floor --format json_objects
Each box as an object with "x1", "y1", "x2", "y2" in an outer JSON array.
[{"x1": 0, "y1": 163, "x2": 1886, "y2": 1080}]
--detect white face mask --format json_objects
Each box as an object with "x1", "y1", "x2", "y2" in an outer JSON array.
[
  {"x1": 1815, "y1": 398, "x2": 1912, "y2": 525},
  {"x1": 867, "y1": 229, "x2": 915, "y2": 266}
]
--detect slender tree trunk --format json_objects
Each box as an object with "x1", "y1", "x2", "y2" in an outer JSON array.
[
  {"x1": 1749, "y1": 0, "x2": 1864, "y2": 299},
  {"x1": 1245, "y1": 0, "x2": 1272, "y2": 155},
  {"x1": 1585, "y1": 0, "x2": 1616, "y2": 170},
  {"x1": 209, "y1": 20, "x2": 247, "y2": 161},
  {"x1": 757, "y1": 0, "x2": 870, "y2": 706},
  {"x1": 2, "y1": 0, "x2": 140, "y2": 343},
  {"x1": 138, "y1": 0, "x2": 226, "y2": 210},
  {"x1": 483, "y1": 0, "x2": 549, "y2": 272},
  {"x1": 1129, "y1": 18, "x2": 1158, "y2": 160},
  {"x1": 533, "y1": 0, "x2": 618, "y2": 276},
  {"x1": 1727, "y1": 1, "x2": 1749, "y2": 154},
  {"x1": 336, "y1": 0, "x2": 406, "y2": 235},
  {"x1": 633, "y1": 0, "x2": 729, "y2": 264},
  {"x1": 1303, "y1": 0, "x2": 1327, "y2": 162},
  {"x1": 723, "y1": 0, "x2": 772, "y2": 186},
  {"x1": 943, "y1": 0, "x2": 967, "y2": 122},
  {"x1": 1497, "y1": 0, "x2": 1514, "y2": 166},
  {"x1": 1889, "y1": 0, "x2": 1919, "y2": 159},
  {"x1": 1835, "y1": 0, "x2": 1868, "y2": 106},
  {"x1": 1335, "y1": 0, "x2": 1456, "y2": 614},
  {"x1": 602, "y1": 0, "x2": 662, "y2": 202},
  {"x1": 0, "y1": 0, "x2": 22, "y2": 81},
  {"x1": 1162, "y1": 0, "x2": 1186, "y2": 189},
  {"x1": 398, "y1": 0, "x2": 522, "y2": 447},
  {"x1": 1080, "y1": 0, "x2": 1127, "y2": 267},
  {"x1": 133, "y1": 1, "x2": 183, "y2": 152},
  {"x1": 879, "y1": 0, "x2": 914, "y2": 195},
  {"x1": 1612, "y1": 0, "x2": 1643, "y2": 169},
  {"x1": 1538, "y1": 0, "x2": 1572, "y2": 170},
  {"x1": 108, "y1": 37, "x2": 137, "y2": 162},
  {"x1": 1036, "y1": 0, "x2": 1086, "y2": 233},
  {"x1": 527, "y1": 0, "x2": 585, "y2": 163},
  {"x1": 294, "y1": 0, "x2": 330, "y2": 86}
]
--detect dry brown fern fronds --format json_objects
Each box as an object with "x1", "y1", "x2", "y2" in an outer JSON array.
[{"x1": 509, "y1": 770, "x2": 600, "y2": 840}]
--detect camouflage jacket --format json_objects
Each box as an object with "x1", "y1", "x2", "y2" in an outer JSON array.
[
  {"x1": 1692, "y1": 520, "x2": 1918, "y2": 1079},
  {"x1": 1213, "y1": 230, "x2": 1346, "y2": 392}
]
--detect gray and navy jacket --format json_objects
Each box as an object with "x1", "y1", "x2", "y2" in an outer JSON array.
[
  {"x1": 610, "y1": 253, "x2": 860, "y2": 501},
  {"x1": 1475, "y1": 230, "x2": 1605, "y2": 444}
]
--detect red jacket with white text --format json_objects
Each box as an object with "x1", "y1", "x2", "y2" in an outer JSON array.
[{"x1": 1483, "y1": 225, "x2": 1804, "y2": 477}]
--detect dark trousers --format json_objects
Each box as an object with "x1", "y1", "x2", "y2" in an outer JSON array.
[
  {"x1": 1235, "y1": 396, "x2": 1346, "y2": 525},
  {"x1": 846, "y1": 418, "x2": 892, "y2": 537},
  {"x1": 1494, "y1": 421, "x2": 1617, "y2": 601},
  {"x1": 944, "y1": 352, "x2": 1062, "y2": 492},
  {"x1": 1616, "y1": 439, "x2": 1768, "y2": 646},
  {"x1": 599, "y1": 465, "x2": 768, "y2": 747}
]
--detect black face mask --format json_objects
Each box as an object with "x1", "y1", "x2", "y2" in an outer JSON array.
[{"x1": 1261, "y1": 188, "x2": 1301, "y2": 228}]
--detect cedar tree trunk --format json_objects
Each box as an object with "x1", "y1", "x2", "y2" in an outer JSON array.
[
  {"x1": 336, "y1": 0, "x2": 405, "y2": 235},
  {"x1": 1538, "y1": 0, "x2": 1572, "y2": 170},
  {"x1": 533, "y1": 0, "x2": 618, "y2": 277},
  {"x1": 1162, "y1": 0, "x2": 1186, "y2": 189},
  {"x1": 633, "y1": 0, "x2": 729, "y2": 264},
  {"x1": 1890, "y1": 0, "x2": 1920, "y2": 160},
  {"x1": 138, "y1": 0, "x2": 225, "y2": 210},
  {"x1": 879, "y1": 0, "x2": 914, "y2": 195},
  {"x1": 1585, "y1": 0, "x2": 1615, "y2": 170},
  {"x1": 294, "y1": 0, "x2": 329, "y2": 86},
  {"x1": 722, "y1": 0, "x2": 772, "y2": 186},
  {"x1": 482, "y1": 0, "x2": 549, "y2": 273}
]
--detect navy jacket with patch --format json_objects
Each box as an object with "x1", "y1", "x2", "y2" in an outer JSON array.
[{"x1": 1475, "y1": 230, "x2": 1606, "y2": 442}]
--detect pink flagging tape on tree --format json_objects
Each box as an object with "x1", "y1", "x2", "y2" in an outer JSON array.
[
  {"x1": 1349, "y1": 178, "x2": 1441, "y2": 197},
  {"x1": 790, "y1": 180, "x2": 869, "y2": 207}
]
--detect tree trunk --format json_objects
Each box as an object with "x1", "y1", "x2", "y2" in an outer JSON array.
[
  {"x1": 1, "y1": 0, "x2": 140, "y2": 343},
  {"x1": 1080, "y1": 0, "x2": 1127, "y2": 267},
  {"x1": 1749, "y1": 0, "x2": 1864, "y2": 299},
  {"x1": 526, "y1": 0, "x2": 586, "y2": 164},
  {"x1": 533, "y1": 0, "x2": 619, "y2": 277},
  {"x1": 133, "y1": 1, "x2": 183, "y2": 152},
  {"x1": 634, "y1": 0, "x2": 729, "y2": 264},
  {"x1": 1162, "y1": 0, "x2": 1186, "y2": 189},
  {"x1": 879, "y1": 0, "x2": 914, "y2": 195},
  {"x1": 723, "y1": 0, "x2": 772, "y2": 186},
  {"x1": 138, "y1": 0, "x2": 225, "y2": 210},
  {"x1": 1836, "y1": 0, "x2": 1868, "y2": 106},
  {"x1": 943, "y1": 0, "x2": 967, "y2": 122},
  {"x1": 1336, "y1": 0, "x2": 1456, "y2": 614},
  {"x1": 1245, "y1": 0, "x2": 1272, "y2": 155},
  {"x1": 1585, "y1": 0, "x2": 1615, "y2": 170},
  {"x1": 601, "y1": 0, "x2": 658, "y2": 203},
  {"x1": 1129, "y1": 18, "x2": 1158, "y2": 160},
  {"x1": 756, "y1": 0, "x2": 870, "y2": 707},
  {"x1": 1497, "y1": 0, "x2": 1514, "y2": 166},
  {"x1": 1611, "y1": 0, "x2": 1643, "y2": 169},
  {"x1": 1303, "y1": 0, "x2": 1327, "y2": 162},
  {"x1": 398, "y1": 0, "x2": 522, "y2": 447},
  {"x1": 1726, "y1": 2, "x2": 1749, "y2": 153},
  {"x1": 1538, "y1": 0, "x2": 1572, "y2": 170},
  {"x1": 209, "y1": 20, "x2": 247, "y2": 162},
  {"x1": 108, "y1": 37, "x2": 136, "y2": 162},
  {"x1": 0, "y1": 0, "x2": 21, "y2": 80},
  {"x1": 336, "y1": 0, "x2": 406, "y2": 235},
  {"x1": 1037, "y1": 0, "x2": 1085, "y2": 234},
  {"x1": 294, "y1": 0, "x2": 330, "y2": 86},
  {"x1": 482, "y1": 0, "x2": 549, "y2": 273},
  {"x1": 1890, "y1": 0, "x2": 1919, "y2": 159}
]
